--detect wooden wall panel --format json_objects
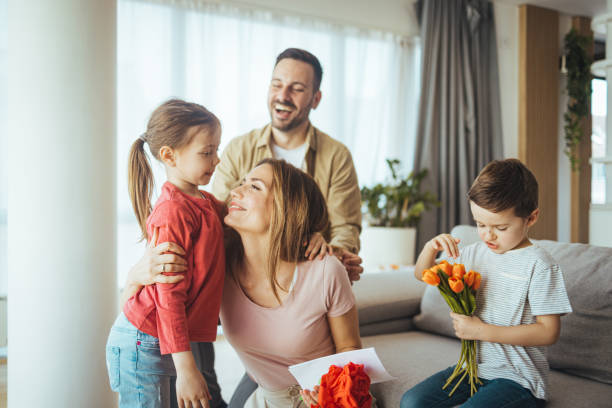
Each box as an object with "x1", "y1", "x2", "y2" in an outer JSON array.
[
  {"x1": 519, "y1": 5, "x2": 559, "y2": 240},
  {"x1": 570, "y1": 17, "x2": 592, "y2": 243}
]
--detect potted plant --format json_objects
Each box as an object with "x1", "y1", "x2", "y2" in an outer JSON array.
[{"x1": 360, "y1": 159, "x2": 439, "y2": 269}]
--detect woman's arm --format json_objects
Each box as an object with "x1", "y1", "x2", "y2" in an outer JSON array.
[
  {"x1": 328, "y1": 306, "x2": 362, "y2": 353},
  {"x1": 119, "y1": 227, "x2": 188, "y2": 309},
  {"x1": 450, "y1": 313, "x2": 561, "y2": 346},
  {"x1": 301, "y1": 306, "x2": 362, "y2": 405}
]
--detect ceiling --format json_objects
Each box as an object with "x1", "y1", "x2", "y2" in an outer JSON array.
[{"x1": 493, "y1": 0, "x2": 607, "y2": 17}]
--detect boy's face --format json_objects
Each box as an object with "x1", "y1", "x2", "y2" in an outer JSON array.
[{"x1": 469, "y1": 201, "x2": 539, "y2": 254}]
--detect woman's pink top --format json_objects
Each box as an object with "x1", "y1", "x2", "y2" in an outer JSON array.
[
  {"x1": 124, "y1": 181, "x2": 226, "y2": 355},
  {"x1": 220, "y1": 255, "x2": 355, "y2": 390}
]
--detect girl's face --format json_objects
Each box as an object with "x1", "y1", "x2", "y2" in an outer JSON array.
[
  {"x1": 224, "y1": 164, "x2": 274, "y2": 235},
  {"x1": 172, "y1": 125, "x2": 221, "y2": 190},
  {"x1": 470, "y1": 201, "x2": 538, "y2": 254}
]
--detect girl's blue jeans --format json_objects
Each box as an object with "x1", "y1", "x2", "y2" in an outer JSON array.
[
  {"x1": 106, "y1": 312, "x2": 176, "y2": 408},
  {"x1": 400, "y1": 366, "x2": 546, "y2": 408}
]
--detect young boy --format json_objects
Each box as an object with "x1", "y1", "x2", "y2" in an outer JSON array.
[{"x1": 401, "y1": 159, "x2": 572, "y2": 408}]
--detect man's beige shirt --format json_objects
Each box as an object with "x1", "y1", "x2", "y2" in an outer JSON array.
[{"x1": 212, "y1": 123, "x2": 361, "y2": 253}]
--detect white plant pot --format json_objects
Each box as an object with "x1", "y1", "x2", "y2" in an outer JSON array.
[{"x1": 360, "y1": 226, "x2": 417, "y2": 270}]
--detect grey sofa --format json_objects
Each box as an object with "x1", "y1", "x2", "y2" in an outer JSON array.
[{"x1": 354, "y1": 226, "x2": 612, "y2": 407}]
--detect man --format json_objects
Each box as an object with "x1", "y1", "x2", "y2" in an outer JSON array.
[
  {"x1": 212, "y1": 48, "x2": 364, "y2": 407},
  {"x1": 212, "y1": 48, "x2": 362, "y2": 259}
]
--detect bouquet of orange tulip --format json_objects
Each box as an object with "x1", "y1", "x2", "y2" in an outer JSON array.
[{"x1": 422, "y1": 260, "x2": 482, "y2": 396}]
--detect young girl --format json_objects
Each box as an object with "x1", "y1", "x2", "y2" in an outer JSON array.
[{"x1": 106, "y1": 99, "x2": 226, "y2": 408}]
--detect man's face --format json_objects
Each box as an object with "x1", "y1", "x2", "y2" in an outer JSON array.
[{"x1": 268, "y1": 58, "x2": 321, "y2": 132}]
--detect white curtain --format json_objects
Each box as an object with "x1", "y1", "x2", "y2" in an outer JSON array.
[
  {"x1": 115, "y1": 0, "x2": 421, "y2": 284},
  {"x1": 0, "y1": 0, "x2": 7, "y2": 295}
]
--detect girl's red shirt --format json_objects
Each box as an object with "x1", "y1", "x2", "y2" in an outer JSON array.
[{"x1": 124, "y1": 182, "x2": 226, "y2": 354}]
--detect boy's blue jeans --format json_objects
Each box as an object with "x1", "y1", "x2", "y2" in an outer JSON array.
[
  {"x1": 106, "y1": 312, "x2": 176, "y2": 408},
  {"x1": 400, "y1": 366, "x2": 546, "y2": 408}
]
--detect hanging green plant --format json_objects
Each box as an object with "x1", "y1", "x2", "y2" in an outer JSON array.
[{"x1": 563, "y1": 28, "x2": 593, "y2": 171}]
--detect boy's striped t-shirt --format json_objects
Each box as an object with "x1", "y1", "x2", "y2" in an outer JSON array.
[{"x1": 449, "y1": 242, "x2": 572, "y2": 400}]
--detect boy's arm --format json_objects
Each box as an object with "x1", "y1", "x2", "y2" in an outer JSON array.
[
  {"x1": 451, "y1": 313, "x2": 561, "y2": 346},
  {"x1": 414, "y1": 234, "x2": 461, "y2": 281}
]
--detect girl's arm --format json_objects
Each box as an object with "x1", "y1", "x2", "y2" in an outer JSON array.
[
  {"x1": 172, "y1": 351, "x2": 211, "y2": 408},
  {"x1": 450, "y1": 313, "x2": 561, "y2": 346},
  {"x1": 414, "y1": 233, "x2": 461, "y2": 281}
]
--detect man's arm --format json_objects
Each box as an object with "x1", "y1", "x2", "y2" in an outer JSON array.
[{"x1": 327, "y1": 148, "x2": 362, "y2": 254}]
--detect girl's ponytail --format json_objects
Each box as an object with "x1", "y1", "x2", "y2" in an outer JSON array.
[{"x1": 128, "y1": 135, "x2": 154, "y2": 241}]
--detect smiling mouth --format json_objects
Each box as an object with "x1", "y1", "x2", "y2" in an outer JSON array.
[
  {"x1": 228, "y1": 201, "x2": 245, "y2": 211},
  {"x1": 274, "y1": 102, "x2": 295, "y2": 113}
]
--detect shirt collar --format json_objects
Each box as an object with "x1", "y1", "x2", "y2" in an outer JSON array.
[{"x1": 257, "y1": 122, "x2": 317, "y2": 151}]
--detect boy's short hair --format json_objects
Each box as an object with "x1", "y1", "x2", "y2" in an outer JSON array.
[{"x1": 468, "y1": 158, "x2": 538, "y2": 217}]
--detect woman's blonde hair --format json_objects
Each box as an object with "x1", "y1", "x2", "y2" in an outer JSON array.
[
  {"x1": 226, "y1": 158, "x2": 330, "y2": 302},
  {"x1": 128, "y1": 99, "x2": 220, "y2": 240}
]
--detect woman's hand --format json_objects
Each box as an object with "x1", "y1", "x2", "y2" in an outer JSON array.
[
  {"x1": 305, "y1": 232, "x2": 333, "y2": 261},
  {"x1": 300, "y1": 386, "x2": 320, "y2": 406},
  {"x1": 128, "y1": 227, "x2": 188, "y2": 286}
]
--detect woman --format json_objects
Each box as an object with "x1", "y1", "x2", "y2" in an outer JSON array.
[{"x1": 124, "y1": 159, "x2": 362, "y2": 407}]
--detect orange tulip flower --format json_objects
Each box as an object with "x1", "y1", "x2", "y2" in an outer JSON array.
[
  {"x1": 448, "y1": 276, "x2": 464, "y2": 293},
  {"x1": 472, "y1": 272, "x2": 482, "y2": 290},
  {"x1": 464, "y1": 270, "x2": 475, "y2": 287},
  {"x1": 435, "y1": 260, "x2": 452, "y2": 276},
  {"x1": 422, "y1": 269, "x2": 440, "y2": 286},
  {"x1": 452, "y1": 264, "x2": 466, "y2": 279}
]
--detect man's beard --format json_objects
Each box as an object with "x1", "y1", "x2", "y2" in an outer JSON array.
[{"x1": 269, "y1": 100, "x2": 313, "y2": 132}]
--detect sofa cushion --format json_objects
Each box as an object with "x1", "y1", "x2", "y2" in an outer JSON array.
[
  {"x1": 354, "y1": 270, "x2": 424, "y2": 326},
  {"x1": 535, "y1": 240, "x2": 612, "y2": 385},
  {"x1": 412, "y1": 285, "x2": 458, "y2": 339}
]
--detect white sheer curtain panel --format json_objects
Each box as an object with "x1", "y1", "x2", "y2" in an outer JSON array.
[
  {"x1": 117, "y1": 0, "x2": 421, "y2": 284},
  {"x1": 0, "y1": 0, "x2": 7, "y2": 295}
]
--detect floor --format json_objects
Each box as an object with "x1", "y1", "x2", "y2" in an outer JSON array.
[
  {"x1": 214, "y1": 334, "x2": 245, "y2": 403},
  {"x1": 0, "y1": 337, "x2": 242, "y2": 407},
  {"x1": 0, "y1": 358, "x2": 5, "y2": 408}
]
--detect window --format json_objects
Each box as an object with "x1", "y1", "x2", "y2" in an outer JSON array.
[
  {"x1": 592, "y1": 78, "x2": 607, "y2": 204},
  {"x1": 116, "y1": 0, "x2": 421, "y2": 285}
]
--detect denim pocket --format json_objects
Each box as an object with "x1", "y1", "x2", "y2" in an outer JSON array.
[
  {"x1": 106, "y1": 346, "x2": 120, "y2": 391},
  {"x1": 136, "y1": 334, "x2": 175, "y2": 375}
]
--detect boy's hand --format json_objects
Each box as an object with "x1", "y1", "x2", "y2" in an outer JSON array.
[
  {"x1": 450, "y1": 312, "x2": 484, "y2": 340},
  {"x1": 175, "y1": 366, "x2": 211, "y2": 408},
  {"x1": 427, "y1": 234, "x2": 461, "y2": 258}
]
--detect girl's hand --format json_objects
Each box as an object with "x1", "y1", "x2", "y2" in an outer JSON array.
[
  {"x1": 127, "y1": 227, "x2": 188, "y2": 286},
  {"x1": 450, "y1": 312, "x2": 484, "y2": 340},
  {"x1": 427, "y1": 234, "x2": 461, "y2": 259},
  {"x1": 176, "y1": 367, "x2": 211, "y2": 408},
  {"x1": 300, "y1": 386, "x2": 320, "y2": 406},
  {"x1": 304, "y1": 232, "x2": 332, "y2": 261}
]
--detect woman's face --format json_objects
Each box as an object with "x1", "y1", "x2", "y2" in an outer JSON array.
[{"x1": 224, "y1": 164, "x2": 274, "y2": 235}]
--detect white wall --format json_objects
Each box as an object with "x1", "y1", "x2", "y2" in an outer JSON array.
[{"x1": 495, "y1": 2, "x2": 520, "y2": 159}]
